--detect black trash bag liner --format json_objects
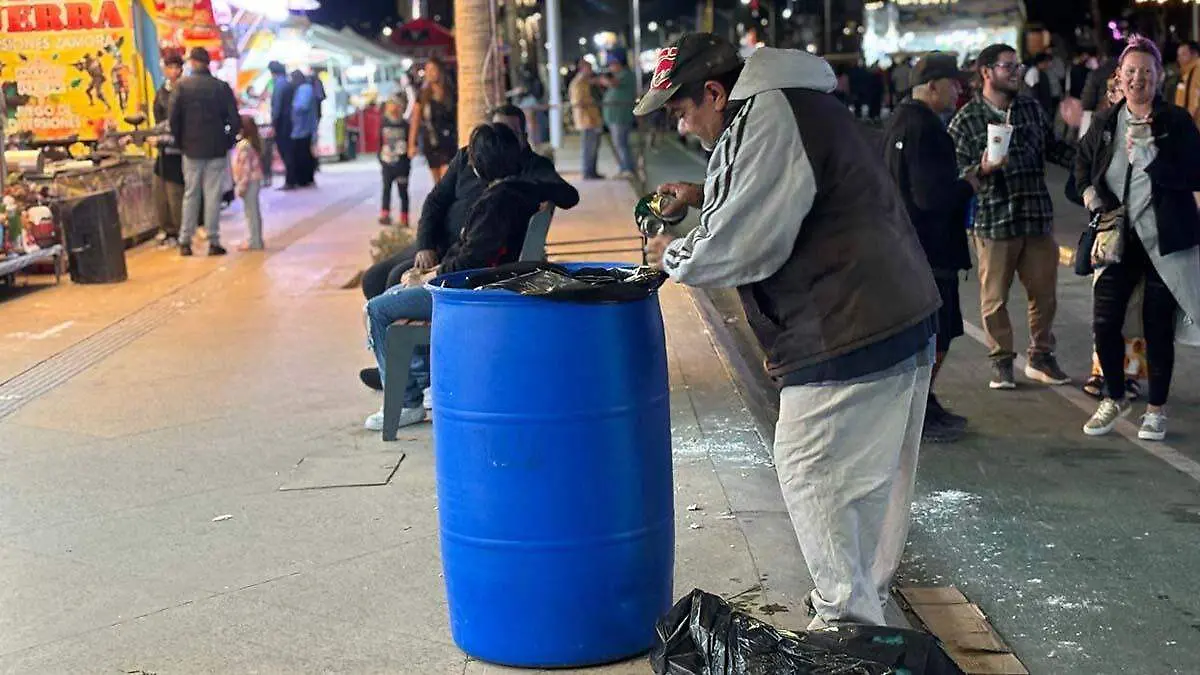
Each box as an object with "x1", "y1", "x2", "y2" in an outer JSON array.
[
  {"x1": 650, "y1": 589, "x2": 964, "y2": 675},
  {"x1": 452, "y1": 261, "x2": 668, "y2": 303}
]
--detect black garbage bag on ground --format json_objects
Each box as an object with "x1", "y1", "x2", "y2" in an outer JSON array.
[
  {"x1": 451, "y1": 262, "x2": 668, "y2": 303},
  {"x1": 650, "y1": 589, "x2": 964, "y2": 675}
]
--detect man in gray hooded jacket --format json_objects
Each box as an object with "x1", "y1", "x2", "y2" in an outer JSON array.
[{"x1": 638, "y1": 34, "x2": 941, "y2": 629}]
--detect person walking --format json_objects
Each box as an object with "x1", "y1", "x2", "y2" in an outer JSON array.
[
  {"x1": 1074, "y1": 37, "x2": 1200, "y2": 441},
  {"x1": 638, "y1": 34, "x2": 941, "y2": 630},
  {"x1": 948, "y1": 43, "x2": 1070, "y2": 390},
  {"x1": 408, "y1": 57, "x2": 457, "y2": 183},
  {"x1": 884, "y1": 53, "x2": 983, "y2": 443},
  {"x1": 152, "y1": 51, "x2": 184, "y2": 249},
  {"x1": 289, "y1": 70, "x2": 318, "y2": 188},
  {"x1": 378, "y1": 93, "x2": 412, "y2": 227},
  {"x1": 232, "y1": 115, "x2": 265, "y2": 251},
  {"x1": 598, "y1": 51, "x2": 638, "y2": 179},
  {"x1": 169, "y1": 46, "x2": 239, "y2": 257},
  {"x1": 570, "y1": 59, "x2": 604, "y2": 180},
  {"x1": 267, "y1": 61, "x2": 294, "y2": 189},
  {"x1": 1175, "y1": 41, "x2": 1200, "y2": 126}
]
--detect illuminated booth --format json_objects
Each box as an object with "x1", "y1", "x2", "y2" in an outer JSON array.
[{"x1": 863, "y1": 0, "x2": 1025, "y2": 66}]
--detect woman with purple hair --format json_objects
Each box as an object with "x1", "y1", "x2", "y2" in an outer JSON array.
[{"x1": 1074, "y1": 36, "x2": 1200, "y2": 440}]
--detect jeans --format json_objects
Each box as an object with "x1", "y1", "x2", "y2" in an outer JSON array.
[
  {"x1": 242, "y1": 179, "x2": 264, "y2": 249},
  {"x1": 773, "y1": 341, "x2": 933, "y2": 628},
  {"x1": 365, "y1": 285, "x2": 433, "y2": 409},
  {"x1": 1093, "y1": 234, "x2": 1177, "y2": 405},
  {"x1": 609, "y1": 124, "x2": 635, "y2": 174},
  {"x1": 181, "y1": 156, "x2": 227, "y2": 246},
  {"x1": 581, "y1": 128, "x2": 601, "y2": 178}
]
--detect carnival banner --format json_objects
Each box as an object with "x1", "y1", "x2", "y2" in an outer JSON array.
[{"x1": 0, "y1": 0, "x2": 151, "y2": 141}]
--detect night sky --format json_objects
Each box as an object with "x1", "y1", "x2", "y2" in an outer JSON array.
[{"x1": 309, "y1": 0, "x2": 1178, "y2": 46}]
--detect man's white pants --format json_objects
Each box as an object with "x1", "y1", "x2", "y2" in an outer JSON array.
[{"x1": 773, "y1": 343, "x2": 932, "y2": 629}]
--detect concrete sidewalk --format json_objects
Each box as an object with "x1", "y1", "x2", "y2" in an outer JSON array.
[{"x1": 0, "y1": 147, "x2": 815, "y2": 673}]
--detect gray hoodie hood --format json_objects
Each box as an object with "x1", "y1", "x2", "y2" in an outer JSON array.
[{"x1": 729, "y1": 48, "x2": 838, "y2": 101}]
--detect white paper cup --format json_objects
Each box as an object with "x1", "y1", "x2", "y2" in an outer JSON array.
[{"x1": 986, "y1": 123, "x2": 1013, "y2": 164}]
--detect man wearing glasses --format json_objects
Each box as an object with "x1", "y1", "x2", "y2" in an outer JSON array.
[{"x1": 948, "y1": 44, "x2": 1068, "y2": 391}]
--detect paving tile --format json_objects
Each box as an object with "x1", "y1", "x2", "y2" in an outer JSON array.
[
  {"x1": 0, "y1": 545, "x2": 210, "y2": 656},
  {"x1": 0, "y1": 591, "x2": 466, "y2": 674}
]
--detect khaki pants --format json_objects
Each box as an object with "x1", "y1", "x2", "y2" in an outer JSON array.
[{"x1": 974, "y1": 234, "x2": 1059, "y2": 361}]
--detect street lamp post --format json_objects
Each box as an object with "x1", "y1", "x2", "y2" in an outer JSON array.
[
  {"x1": 546, "y1": 0, "x2": 563, "y2": 149},
  {"x1": 632, "y1": 0, "x2": 643, "y2": 97}
]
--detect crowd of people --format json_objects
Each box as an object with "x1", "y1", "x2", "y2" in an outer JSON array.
[{"x1": 624, "y1": 29, "x2": 1199, "y2": 634}]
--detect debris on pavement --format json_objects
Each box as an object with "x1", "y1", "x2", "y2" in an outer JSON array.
[
  {"x1": 689, "y1": 522, "x2": 704, "y2": 530},
  {"x1": 211, "y1": 514, "x2": 233, "y2": 522},
  {"x1": 687, "y1": 503, "x2": 703, "y2": 511}
]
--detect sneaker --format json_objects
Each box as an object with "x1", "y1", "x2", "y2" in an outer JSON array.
[
  {"x1": 989, "y1": 359, "x2": 1016, "y2": 390},
  {"x1": 364, "y1": 406, "x2": 426, "y2": 432},
  {"x1": 359, "y1": 367, "x2": 383, "y2": 391},
  {"x1": 399, "y1": 213, "x2": 410, "y2": 228},
  {"x1": 1084, "y1": 398, "x2": 1129, "y2": 436},
  {"x1": 928, "y1": 394, "x2": 968, "y2": 430},
  {"x1": 378, "y1": 211, "x2": 392, "y2": 226},
  {"x1": 208, "y1": 244, "x2": 227, "y2": 256},
  {"x1": 1138, "y1": 410, "x2": 1167, "y2": 441},
  {"x1": 422, "y1": 386, "x2": 433, "y2": 411},
  {"x1": 1025, "y1": 353, "x2": 1071, "y2": 385},
  {"x1": 179, "y1": 243, "x2": 193, "y2": 257}
]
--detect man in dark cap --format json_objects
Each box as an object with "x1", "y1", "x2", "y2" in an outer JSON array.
[
  {"x1": 883, "y1": 52, "x2": 989, "y2": 443},
  {"x1": 169, "y1": 46, "x2": 239, "y2": 256},
  {"x1": 638, "y1": 33, "x2": 940, "y2": 630}
]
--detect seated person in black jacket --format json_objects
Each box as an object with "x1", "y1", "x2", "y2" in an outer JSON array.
[
  {"x1": 363, "y1": 123, "x2": 580, "y2": 431},
  {"x1": 360, "y1": 104, "x2": 579, "y2": 300}
]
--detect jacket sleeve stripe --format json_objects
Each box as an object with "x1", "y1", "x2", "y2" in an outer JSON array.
[{"x1": 670, "y1": 97, "x2": 757, "y2": 267}]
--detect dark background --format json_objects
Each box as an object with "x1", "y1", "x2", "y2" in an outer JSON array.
[{"x1": 310, "y1": 0, "x2": 1190, "y2": 50}]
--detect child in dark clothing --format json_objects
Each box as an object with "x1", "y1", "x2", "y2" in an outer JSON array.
[{"x1": 379, "y1": 93, "x2": 412, "y2": 226}]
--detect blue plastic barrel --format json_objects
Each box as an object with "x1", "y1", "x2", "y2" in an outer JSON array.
[{"x1": 427, "y1": 264, "x2": 674, "y2": 668}]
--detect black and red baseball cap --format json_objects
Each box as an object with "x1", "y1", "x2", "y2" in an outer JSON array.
[{"x1": 634, "y1": 33, "x2": 743, "y2": 117}]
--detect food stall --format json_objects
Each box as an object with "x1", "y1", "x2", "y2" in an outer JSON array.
[
  {"x1": 1, "y1": 0, "x2": 163, "y2": 261},
  {"x1": 239, "y1": 17, "x2": 407, "y2": 161},
  {"x1": 862, "y1": 0, "x2": 1026, "y2": 66}
]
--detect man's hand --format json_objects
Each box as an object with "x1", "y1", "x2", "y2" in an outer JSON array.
[
  {"x1": 407, "y1": 143, "x2": 419, "y2": 160},
  {"x1": 1082, "y1": 186, "x2": 1104, "y2": 214},
  {"x1": 978, "y1": 150, "x2": 1007, "y2": 177},
  {"x1": 656, "y1": 182, "x2": 703, "y2": 214},
  {"x1": 963, "y1": 166, "x2": 981, "y2": 193},
  {"x1": 414, "y1": 249, "x2": 439, "y2": 270},
  {"x1": 401, "y1": 265, "x2": 440, "y2": 288},
  {"x1": 645, "y1": 234, "x2": 678, "y2": 271}
]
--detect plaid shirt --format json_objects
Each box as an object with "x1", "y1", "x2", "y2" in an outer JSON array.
[{"x1": 947, "y1": 95, "x2": 1054, "y2": 240}]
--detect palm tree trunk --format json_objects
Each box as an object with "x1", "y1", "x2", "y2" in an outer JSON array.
[{"x1": 455, "y1": 0, "x2": 492, "y2": 145}]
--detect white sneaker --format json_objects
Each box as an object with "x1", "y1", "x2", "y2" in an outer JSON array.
[
  {"x1": 422, "y1": 387, "x2": 433, "y2": 411},
  {"x1": 363, "y1": 407, "x2": 427, "y2": 432},
  {"x1": 1138, "y1": 410, "x2": 1167, "y2": 441},
  {"x1": 1083, "y1": 398, "x2": 1128, "y2": 437}
]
